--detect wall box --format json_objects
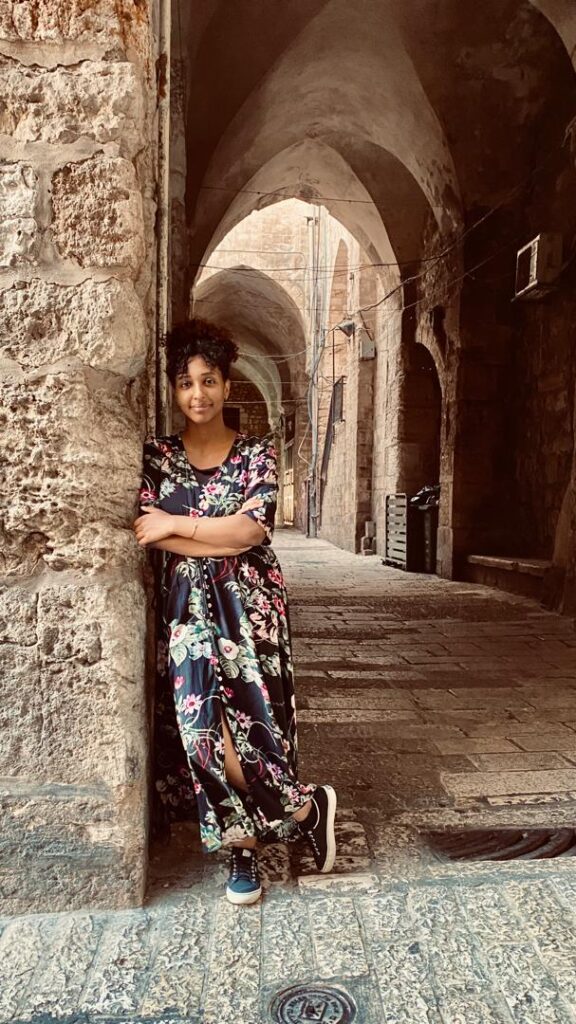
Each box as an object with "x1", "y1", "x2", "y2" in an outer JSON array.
[
  {"x1": 358, "y1": 327, "x2": 375, "y2": 359},
  {"x1": 515, "y1": 233, "x2": 563, "y2": 299}
]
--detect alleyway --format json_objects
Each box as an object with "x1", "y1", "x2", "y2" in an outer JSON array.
[{"x1": 2, "y1": 531, "x2": 576, "y2": 1024}]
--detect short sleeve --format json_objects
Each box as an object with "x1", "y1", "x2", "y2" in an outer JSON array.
[
  {"x1": 241, "y1": 433, "x2": 278, "y2": 545},
  {"x1": 139, "y1": 434, "x2": 163, "y2": 509}
]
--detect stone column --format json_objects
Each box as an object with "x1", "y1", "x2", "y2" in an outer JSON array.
[{"x1": 0, "y1": 2, "x2": 160, "y2": 913}]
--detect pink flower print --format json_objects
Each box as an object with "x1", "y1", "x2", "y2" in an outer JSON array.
[
  {"x1": 267, "y1": 568, "x2": 284, "y2": 586},
  {"x1": 209, "y1": 654, "x2": 219, "y2": 666},
  {"x1": 170, "y1": 624, "x2": 187, "y2": 644},
  {"x1": 174, "y1": 675, "x2": 185, "y2": 689},
  {"x1": 254, "y1": 593, "x2": 271, "y2": 613},
  {"x1": 188, "y1": 508, "x2": 201, "y2": 518},
  {"x1": 230, "y1": 454, "x2": 242, "y2": 464},
  {"x1": 268, "y1": 446, "x2": 278, "y2": 458},
  {"x1": 205, "y1": 482, "x2": 218, "y2": 494},
  {"x1": 224, "y1": 686, "x2": 234, "y2": 698},
  {"x1": 139, "y1": 488, "x2": 157, "y2": 503},
  {"x1": 183, "y1": 693, "x2": 202, "y2": 715},
  {"x1": 238, "y1": 470, "x2": 248, "y2": 486},
  {"x1": 193, "y1": 780, "x2": 202, "y2": 794},
  {"x1": 272, "y1": 594, "x2": 285, "y2": 615},
  {"x1": 237, "y1": 711, "x2": 252, "y2": 729}
]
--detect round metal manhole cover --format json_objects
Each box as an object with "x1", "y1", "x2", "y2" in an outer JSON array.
[{"x1": 270, "y1": 982, "x2": 357, "y2": 1023}]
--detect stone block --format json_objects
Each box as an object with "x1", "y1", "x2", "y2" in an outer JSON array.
[
  {"x1": 0, "y1": 577, "x2": 148, "y2": 913},
  {"x1": 260, "y1": 898, "x2": 315, "y2": 987},
  {"x1": 469, "y1": 752, "x2": 571, "y2": 771},
  {"x1": 201, "y1": 900, "x2": 261, "y2": 1024},
  {"x1": 434, "y1": 738, "x2": 519, "y2": 754},
  {"x1": 0, "y1": 370, "x2": 145, "y2": 575},
  {"x1": 0, "y1": 1, "x2": 149, "y2": 63},
  {"x1": 0, "y1": 578, "x2": 146, "y2": 785},
  {"x1": 0, "y1": 161, "x2": 38, "y2": 265},
  {"x1": 308, "y1": 896, "x2": 370, "y2": 976},
  {"x1": 51, "y1": 156, "x2": 145, "y2": 272},
  {"x1": 0, "y1": 56, "x2": 144, "y2": 156},
  {"x1": 442, "y1": 768, "x2": 576, "y2": 800},
  {"x1": 512, "y1": 732, "x2": 576, "y2": 752},
  {"x1": 13, "y1": 914, "x2": 106, "y2": 1019},
  {"x1": 0, "y1": 278, "x2": 147, "y2": 376},
  {"x1": 0, "y1": 584, "x2": 37, "y2": 643}
]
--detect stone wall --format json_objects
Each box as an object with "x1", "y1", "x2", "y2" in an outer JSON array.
[
  {"x1": 0, "y1": 0, "x2": 159, "y2": 913},
  {"x1": 228, "y1": 378, "x2": 270, "y2": 437}
]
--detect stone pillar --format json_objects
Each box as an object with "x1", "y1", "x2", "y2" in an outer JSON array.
[{"x1": 0, "y1": 3, "x2": 159, "y2": 913}]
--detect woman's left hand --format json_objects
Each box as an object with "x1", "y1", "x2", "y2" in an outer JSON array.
[{"x1": 133, "y1": 507, "x2": 174, "y2": 546}]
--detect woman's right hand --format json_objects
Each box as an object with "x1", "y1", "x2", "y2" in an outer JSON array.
[{"x1": 236, "y1": 496, "x2": 264, "y2": 515}]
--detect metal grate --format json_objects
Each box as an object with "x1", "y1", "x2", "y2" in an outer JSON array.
[
  {"x1": 270, "y1": 983, "x2": 357, "y2": 1023},
  {"x1": 423, "y1": 828, "x2": 576, "y2": 862}
]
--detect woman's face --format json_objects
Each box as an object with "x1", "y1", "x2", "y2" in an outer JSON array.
[{"x1": 174, "y1": 355, "x2": 230, "y2": 427}]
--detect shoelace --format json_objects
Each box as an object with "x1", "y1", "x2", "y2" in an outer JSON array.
[{"x1": 230, "y1": 850, "x2": 258, "y2": 881}]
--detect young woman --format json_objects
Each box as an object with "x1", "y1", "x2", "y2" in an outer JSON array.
[{"x1": 133, "y1": 318, "x2": 337, "y2": 904}]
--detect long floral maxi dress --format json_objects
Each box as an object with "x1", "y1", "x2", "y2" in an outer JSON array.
[{"x1": 139, "y1": 429, "x2": 317, "y2": 853}]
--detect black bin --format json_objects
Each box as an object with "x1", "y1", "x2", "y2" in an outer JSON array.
[{"x1": 417, "y1": 503, "x2": 439, "y2": 574}]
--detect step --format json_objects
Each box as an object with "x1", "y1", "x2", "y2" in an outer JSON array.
[{"x1": 465, "y1": 555, "x2": 552, "y2": 600}]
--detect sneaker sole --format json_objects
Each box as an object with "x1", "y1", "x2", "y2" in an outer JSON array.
[
  {"x1": 225, "y1": 885, "x2": 262, "y2": 905},
  {"x1": 319, "y1": 784, "x2": 337, "y2": 873}
]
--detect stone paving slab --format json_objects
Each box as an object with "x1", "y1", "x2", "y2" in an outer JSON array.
[{"x1": 3, "y1": 530, "x2": 576, "y2": 1023}]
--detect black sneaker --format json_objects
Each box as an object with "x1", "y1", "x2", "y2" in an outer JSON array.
[
  {"x1": 297, "y1": 785, "x2": 337, "y2": 873},
  {"x1": 225, "y1": 846, "x2": 262, "y2": 905}
]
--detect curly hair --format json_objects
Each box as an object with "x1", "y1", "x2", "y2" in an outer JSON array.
[{"x1": 164, "y1": 317, "x2": 239, "y2": 385}]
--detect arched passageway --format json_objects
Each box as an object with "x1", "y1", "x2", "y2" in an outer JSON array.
[{"x1": 169, "y1": 0, "x2": 576, "y2": 608}]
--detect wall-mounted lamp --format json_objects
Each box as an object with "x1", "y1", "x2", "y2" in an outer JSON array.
[{"x1": 335, "y1": 319, "x2": 356, "y2": 337}]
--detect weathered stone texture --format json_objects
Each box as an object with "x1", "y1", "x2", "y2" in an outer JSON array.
[
  {"x1": 0, "y1": 794, "x2": 146, "y2": 911},
  {"x1": 0, "y1": 0, "x2": 150, "y2": 62},
  {"x1": 0, "y1": 579, "x2": 146, "y2": 785},
  {"x1": 51, "y1": 156, "x2": 145, "y2": 271},
  {"x1": 0, "y1": 576, "x2": 148, "y2": 913},
  {"x1": 0, "y1": 371, "x2": 145, "y2": 575},
  {"x1": 0, "y1": 161, "x2": 38, "y2": 265},
  {"x1": 0, "y1": 584, "x2": 36, "y2": 644},
  {"x1": 0, "y1": 278, "x2": 147, "y2": 376},
  {"x1": 0, "y1": 56, "x2": 144, "y2": 155}
]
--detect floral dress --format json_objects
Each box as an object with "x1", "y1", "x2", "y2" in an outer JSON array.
[{"x1": 139, "y1": 429, "x2": 316, "y2": 853}]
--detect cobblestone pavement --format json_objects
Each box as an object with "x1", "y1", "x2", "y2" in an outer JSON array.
[{"x1": 3, "y1": 530, "x2": 576, "y2": 1024}]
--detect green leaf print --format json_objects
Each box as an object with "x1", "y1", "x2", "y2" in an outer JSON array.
[
  {"x1": 170, "y1": 642, "x2": 188, "y2": 667},
  {"x1": 221, "y1": 657, "x2": 240, "y2": 678}
]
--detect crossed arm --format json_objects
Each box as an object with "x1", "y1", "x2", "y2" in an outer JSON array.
[{"x1": 133, "y1": 496, "x2": 266, "y2": 557}]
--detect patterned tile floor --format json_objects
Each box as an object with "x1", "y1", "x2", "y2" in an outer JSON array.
[{"x1": 2, "y1": 529, "x2": 576, "y2": 1024}]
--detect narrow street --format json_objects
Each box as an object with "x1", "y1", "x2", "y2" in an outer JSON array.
[{"x1": 2, "y1": 531, "x2": 576, "y2": 1024}]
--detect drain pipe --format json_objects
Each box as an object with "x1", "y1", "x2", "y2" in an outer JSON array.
[{"x1": 155, "y1": 0, "x2": 171, "y2": 435}]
